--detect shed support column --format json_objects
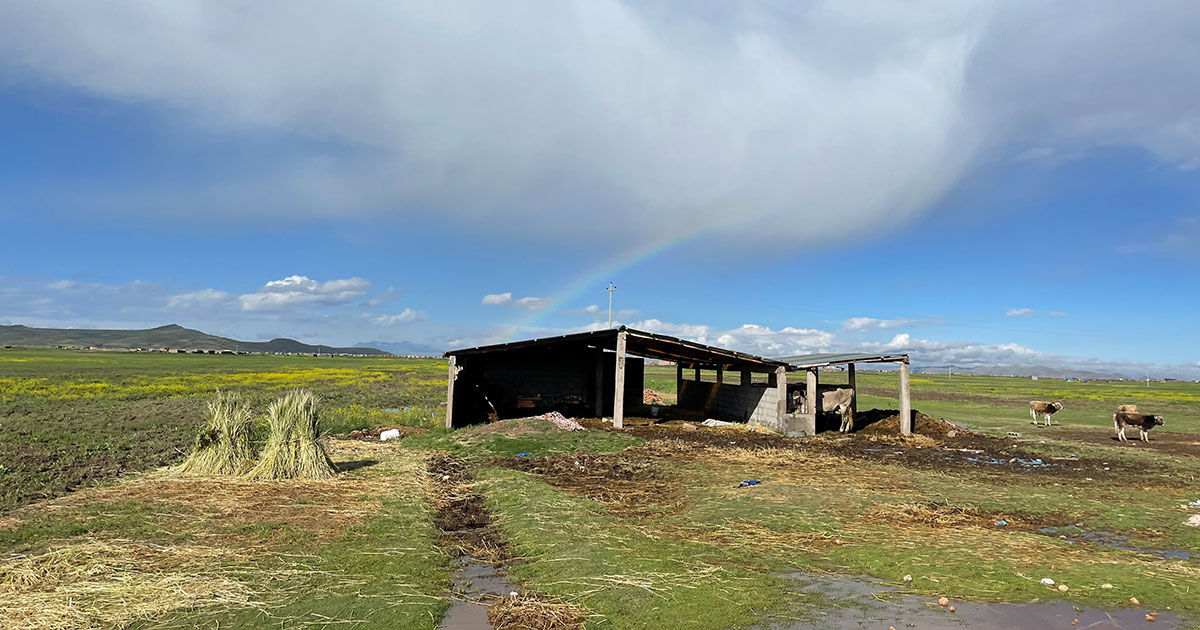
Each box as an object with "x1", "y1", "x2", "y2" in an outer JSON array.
[
  {"x1": 899, "y1": 360, "x2": 912, "y2": 437},
  {"x1": 676, "y1": 363, "x2": 683, "y2": 406},
  {"x1": 694, "y1": 366, "x2": 701, "y2": 382},
  {"x1": 848, "y1": 363, "x2": 857, "y2": 417},
  {"x1": 741, "y1": 370, "x2": 751, "y2": 387},
  {"x1": 594, "y1": 348, "x2": 605, "y2": 417},
  {"x1": 774, "y1": 366, "x2": 787, "y2": 432},
  {"x1": 613, "y1": 331, "x2": 628, "y2": 429},
  {"x1": 445, "y1": 356, "x2": 458, "y2": 429},
  {"x1": 716, "y1": 367, "x2": 724, "y2": 385},
  {"x1": 805, "y1": 369, "x2": 818, "y2": 416}
]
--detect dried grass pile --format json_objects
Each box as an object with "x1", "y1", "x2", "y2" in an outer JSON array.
[
  {"x1": 246, "y1": 389, "x2": 337, "y2": 480},
  {"x1": 487, "y1": 594, "x2": 585, "y2": 630},
  {"x1": 181, "y1": 390, "x2": 255, "y2": 475}
]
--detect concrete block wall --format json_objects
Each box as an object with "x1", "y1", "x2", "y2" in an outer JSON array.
[{"x1": 678, "y1": 380, "x2": 780, "y2": 427}]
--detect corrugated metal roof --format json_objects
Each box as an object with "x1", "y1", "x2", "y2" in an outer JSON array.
[
  {"x1": 444, "y1": 326, "x2": 787, "y2": 369},
  {"x1": 778, "y1": 352, "x2": 909, "y2": 369}
]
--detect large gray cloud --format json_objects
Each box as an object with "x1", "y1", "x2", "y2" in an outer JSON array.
[{"x1": 1, "y1": 1, "x2": 1197, "y2": 247}]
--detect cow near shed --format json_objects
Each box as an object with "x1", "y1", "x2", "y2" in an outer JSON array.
[
  {"x1": 789, "y1": 387, "x2": 856, "y2": 432},
  {"x1": 1029, "y1": 400, "x2": 1064, "y2": 426},
  {"x1": 1114, "y1": 411, "x2": 1164, "y2": 442}
]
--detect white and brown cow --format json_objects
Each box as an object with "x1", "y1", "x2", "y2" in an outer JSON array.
[
  {"x1": 1114, "y1": 411, "x2": 1164, "y2": 442},
  {"x1": 789, "y1": 387, "x2": 856, "y2": 432},
  {"x1": 1029, "y1": 400, "x2": 1064, "y2": 426}
]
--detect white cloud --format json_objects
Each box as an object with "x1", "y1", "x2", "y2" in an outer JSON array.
[
  {"x1": 1005, "y1": 308, "x2": 1035, "y2": 317},
  {"x1": 514, "y1": 297, "x2": 552, "y2": 311},
  {"x1": 481, "y1": 293, "x2": 552, "y2": 310},
  {"x1": 46, "y1": 280, "x2": 77, "y2": 290},
  {"x1": 371, "y1": 309, "x2": 422, "y2": 325},
  {"x1": 239, "y1": 275, "x2": 372, "y2": 311},
  {"x1": 842, "y1": 317, "x2": 915, "y2": 331}
]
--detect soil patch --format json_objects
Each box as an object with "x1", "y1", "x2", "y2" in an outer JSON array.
[
  {"x1": 855, "y1": 409, "x2": 961, "y2": 437},
  {"x1": 497, "y1": 453, "x2": 681, "y2": 517}
]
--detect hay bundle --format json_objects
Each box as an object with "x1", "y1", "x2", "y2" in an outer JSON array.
[
  {"x1": 181, "y1": 391, "x2": 255, "y2": 475},
  {"x1": 246, "y1": 389, "x2": 337, "y2": 480}
]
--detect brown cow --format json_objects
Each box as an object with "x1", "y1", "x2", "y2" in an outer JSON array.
[
  {"x1": 1029, "y1": 400, "x2": 1064, "y2": 426},
  {"x1": 1114, "y1": 411, "x2": 1164, "y2": 442}
]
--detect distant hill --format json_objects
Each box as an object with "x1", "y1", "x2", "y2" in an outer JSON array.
[
  {"x1": 912, "y1": 364, "x2": 1129, "y2": 380},
  {"x1": 356, "y1": 340, "x2": 443, "y2": 356},
  {"x1": 0, "y1": 324, "x2": 390, "y2": 355}
]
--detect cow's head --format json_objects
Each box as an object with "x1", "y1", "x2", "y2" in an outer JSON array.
[
  {"x1": 1152, "y1": 415, "x2": 1165, "y2": 426},
  {"x1": 1052, "y1": 401, "x2": 1064, "y2": 412}
]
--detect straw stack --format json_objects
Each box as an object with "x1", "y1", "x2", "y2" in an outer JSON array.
[
  {"x1": 180, "y1": 391, "x2": 255, "y2": 475},
  {"x1": 246, "y1": 389, "x2": 337, "y2": 480}
]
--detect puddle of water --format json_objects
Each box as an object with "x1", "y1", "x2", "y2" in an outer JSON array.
[
  {"x1": 438, "y1": 555, "x2": 516, "y2": 630},
  {"x1": 1038, "y1": 527, "x2": 1194, "y2": 560},
  {"x1": 759, "y1": 573, "x2": 1178, "y2": 629}
]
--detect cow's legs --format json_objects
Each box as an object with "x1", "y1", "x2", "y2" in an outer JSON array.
[
  {"x1": 1118, "y1": 426, "x2": 1127, "y2": 441},
  {"x1": 1030, "y1": 408, "x2": 1037, "y2": 424},
  {"x1": 1141, "y1": 429, "x2": 1149, "y2": 442}
]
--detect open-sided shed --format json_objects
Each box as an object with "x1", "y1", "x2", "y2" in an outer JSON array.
[
  {"x1": 443, "y1": 327, "x2": 789, "y2": 430},
  {"x1": 779, "y1": 352, "x2": 913, "y2": 436}
]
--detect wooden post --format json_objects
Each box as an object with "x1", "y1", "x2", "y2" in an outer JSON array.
[
  {"x1": 613, "y1": 331, "x2": 628, "y2": 429},
  {"x1": 741, "y1": 369, "x2": 751, "y2": 387},
  {"x1": 805, "y1": 368, "x2": 817, "y2": 415},
  {"x1": 594, "y1": 348, "x2": 605, "y2": 417},
  {"x1": 675, "y1": 362, "x2": 683, "y2": 407},
  {"x1": 716, "y1": 367, "x2": 724, "y2": 385},
  {"x1": 899, "y1": 359, "x2": 912, "y2": 437},
  {"x1": 774, "y1": 366, "x2": 787, "y2": 432},
  {"x1": 694, "y1": 366, "x2": 701, "y2": 382},
  {"x1": 847, "y1": 363, "x2": 857, "y2": 417},
  {"x1": 445, "y1": 356, "x2": 458, "y2": 429}
]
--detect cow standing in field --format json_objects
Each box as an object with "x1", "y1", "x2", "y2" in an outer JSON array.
[
  {"x1": 1029, "y1": 400, "x2": 1064, "y2": 426},
  {"x1": 1114, "y1": 411, "x2": 1164, "y2": 442}
]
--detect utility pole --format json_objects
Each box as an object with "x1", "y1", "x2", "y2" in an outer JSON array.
[
  {"x1": 948, "y1": 365, "x2": 953, "y2": 380},
  {"x1": 606, "y1": 282, "x2": 617, "y2": 328}
]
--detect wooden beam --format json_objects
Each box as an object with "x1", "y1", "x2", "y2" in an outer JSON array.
[
  {"x1": 613, "y1": 330, "x2": 628, "y2": 429},
  {"x1": 847, "y1": 363, "x2": 857, "y2": 417},
  {"x1": 805, "y1": 369, "x2": 817, "y2": 416},
  {"x1": 741, "y1": 369, "x2": 751, "y2": 387},
  {"x1": 716, "y1": 367, "x2": 724, "y2": 385},
  {"x1": 445, "y1": 356, "x2": 458, "y2": 429},
  {"x1": 694, "y1": 366, "x2": 701, "y2": 382},
  {"x1": 899, "y1": 360, "x2": 912, "y2": 437}
]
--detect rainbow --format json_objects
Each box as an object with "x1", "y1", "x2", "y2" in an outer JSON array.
[{"x1": 499, "y1": 220, "x2": 714, "y2": 341}]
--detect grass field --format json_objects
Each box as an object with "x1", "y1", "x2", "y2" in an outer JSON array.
[{"x1": 3, "y1": 349, "x2": 1200, "y2": 628}]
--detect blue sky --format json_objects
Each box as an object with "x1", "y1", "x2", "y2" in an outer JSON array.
[{"x1": 0, "y1": 2, "x2": 1197, "y2": 378}]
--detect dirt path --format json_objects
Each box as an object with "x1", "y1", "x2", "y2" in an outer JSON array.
[{"x1": 1040, "y1": 426, "x2": 1200, "y2": 458}]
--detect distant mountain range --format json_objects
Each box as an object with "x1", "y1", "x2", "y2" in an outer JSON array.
[
  {"x1": 0, "y1": 324, "x2": 395, "y2": 356},
  {"x1": 355, "y1": 340, "x2": 443, "y2": 356},
  {"x1": 912, "y1": 364, "x2": 1129, "y2": 380}
]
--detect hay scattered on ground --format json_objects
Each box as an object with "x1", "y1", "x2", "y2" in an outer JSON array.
[
  {"x1": 246, "y1": 389, "x2": 337, "y2": 480},
  {"x1": 488, "y1": 594, "x2": 585, "y2": 630},
  {"x1": 0, "y1": 538, "x2": 254, "y2": 629},
  {"x1": 868, "y1": 501, "x2": 996, "y2": 528},
  {"x1": 180, "y1": 390, "x2": 255, "y2": 475}
]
